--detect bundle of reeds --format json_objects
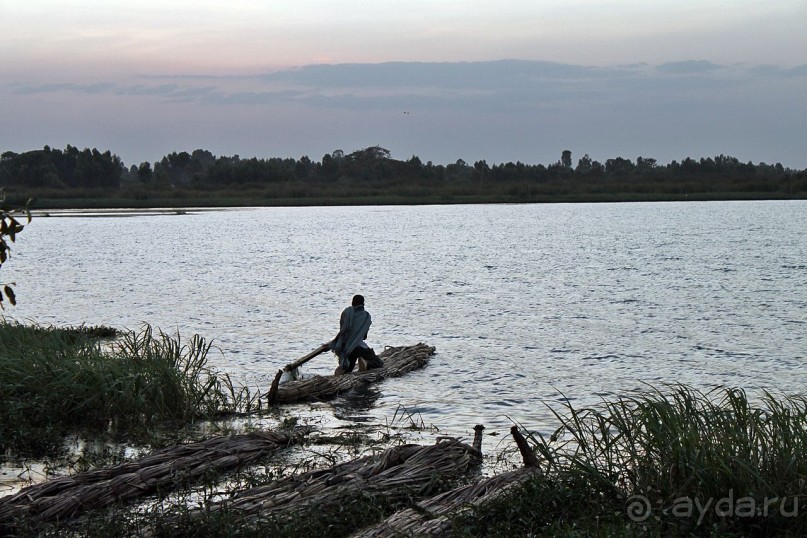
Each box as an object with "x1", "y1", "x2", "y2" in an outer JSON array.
[
  {"x1": 355, "y1": 426, "x2": 541, "y2": 537},
  {"x1": 354, "y1": 466, "x2": 539, "y2": 537},
  {"x1": 0, "y1": 430, "x2": 302, "y2": 530},
  {"x1": 268, "y1": 343, "x2": 435, "y2": 405},
  {"x1": 160, "y1": 435, "x2": 482, "y2": 533}
]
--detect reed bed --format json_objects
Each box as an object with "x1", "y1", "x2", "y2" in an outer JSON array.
[
  {"x1": 0, "y1": 321, "x2": 259, "y2": 454},
  {"x1": 543, "y1": 385, "x2": 805, "y2": 508},
  {"x1": 356, "y1": 465, "x2": 540, "y2": 537},
  {"x1": 5, "y1": 330, "x2": 805, "y2": 538},
  {"x1": 454, "y1": 385, "x2": 807, "y2": 536},
  {"x1": 56, "y1": 424, "x2": 524, "y2": 537}
]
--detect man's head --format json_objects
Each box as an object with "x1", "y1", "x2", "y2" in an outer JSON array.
[{"x1": 352, "y1": 294, "x2": 365, "y2": 306}]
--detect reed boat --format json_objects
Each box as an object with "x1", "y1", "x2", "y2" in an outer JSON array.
[{"x1": 267, "y1": 343, "x2": 435, "y2": 405}]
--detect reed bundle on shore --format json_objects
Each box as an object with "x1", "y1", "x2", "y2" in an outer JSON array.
[
  {"x1": 160, "y1": 435, "x2": 483, "y2": 533},
  {"x1": 267, "y1": 343, "x2": 436, "y2": 405},
  {"x1": 0, "y1": 430, "x2": 301, "y2": 530},
  {"x1": 353, "y1": 466, "x2": 539, "y2": 537},
  {"x1": 354, "y1": 426, "x2": 542, "y2": 536}
]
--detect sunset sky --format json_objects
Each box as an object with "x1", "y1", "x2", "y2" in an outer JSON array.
[{"x1": 2, "y1": 1, "x2": 806, "y2": 168}]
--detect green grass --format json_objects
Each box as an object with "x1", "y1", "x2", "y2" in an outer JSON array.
[
  {"x1": 452, "y1": 385, "x2": 807, "y2": 536},
  {"x1": 0, "y1": 321, "x2": 258, "y2": 455}
]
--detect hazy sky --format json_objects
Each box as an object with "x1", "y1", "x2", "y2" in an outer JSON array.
[{"x1": 2, "y1": 1, "x2": 806, "y2": 168}]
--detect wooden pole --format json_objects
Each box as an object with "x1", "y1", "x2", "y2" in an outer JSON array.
[
  {"x1": 472, "y1": 424, "x2": 485, "y2": 453},
  {"x1": 283, "y1": 343, "x2": 331, "y2": 372},
  {"x1": 510, "y1": 426, "x2": 539, "y2": 468},
  {"x1": 267, "y1": 369, "x2": 283, "y2": 406}
]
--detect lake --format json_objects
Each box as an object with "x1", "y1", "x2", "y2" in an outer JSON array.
[{"x1": 5, "y1": 201, "x2": 806, "y2": 443}]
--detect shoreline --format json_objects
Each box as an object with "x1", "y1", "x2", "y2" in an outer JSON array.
[{"x1": 22, "y1": 191, "x2": 807, "y2": 213}]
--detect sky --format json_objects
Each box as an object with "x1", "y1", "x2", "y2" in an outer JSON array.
[{"x1": 1, "y1": 1, "x2": 806, "y2": 169}]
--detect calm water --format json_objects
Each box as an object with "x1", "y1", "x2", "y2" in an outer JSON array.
[{"x1": 5, "y1": 201, "x2": 807, "y2": 441}]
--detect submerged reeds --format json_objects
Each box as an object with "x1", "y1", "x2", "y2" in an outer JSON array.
[{"x1": 0, "y1": 321, "x2": 258, "y2": 454}]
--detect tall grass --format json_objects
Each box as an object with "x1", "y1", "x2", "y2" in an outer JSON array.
[
  {"x1": 0, "y1": 321, "x2": 258, "y2": 454},
  {"x1": 455, "y1": 385, "x2": 807, "y2": 536}
]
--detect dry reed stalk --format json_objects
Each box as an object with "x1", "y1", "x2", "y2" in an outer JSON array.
[
  {"x1": 268, "y1": 343, "x2": 436, "y2": 405},
  {"x1": 0, "y1": 431, "x2": 301, "y2": 530}
]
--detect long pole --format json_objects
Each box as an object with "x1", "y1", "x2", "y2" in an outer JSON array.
[{"x1": 283, "y1": 342, "x2": 330, "y2": 372}]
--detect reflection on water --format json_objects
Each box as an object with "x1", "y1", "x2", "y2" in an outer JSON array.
[
  {"x1": 329, "y1": 384, "x2": 382, "y2": 422},
  {"x1": 0, "y1": 434, "x2": 150, "y2": 496}
]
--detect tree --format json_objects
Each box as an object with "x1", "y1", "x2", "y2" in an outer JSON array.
[
  {"x1": 575, "y1": 154, "x2": 593, "y2": 175},
  {"x1": 346, "y1": 146, "x2": 391, "y2": 163},
  {"x1": 138, "y1": 162, "x2": 153, "y2": 184},
  {"x1": 636, "y1": 157, "x2": 657, "y2": 173},
  {"x1": 605, "y1": 157, "x2": 635, "y2": 177},
  {"x1": 295, "y1": 155, "x2": 313, "y2": 179},
  {"x1": 320, "y1": 153, "x2": 338, "y2": 181},
  {"x1": 561, "y1": 150, "x2": 572, "y2": 169},
  {"x1": 472, "y1": 160, "x2": 490, "y2": 181},
  {"x1": 0, "y1": 193, "x2": 30, "y2": 308}
]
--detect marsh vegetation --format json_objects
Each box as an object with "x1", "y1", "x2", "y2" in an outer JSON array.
[{"x1": 0, "y1": 322, "x2": 259, "y2": 456}]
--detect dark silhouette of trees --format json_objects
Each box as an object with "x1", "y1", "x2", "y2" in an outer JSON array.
[
  {"x1": 0, "y1": 146, "x2": 122, "y2": 189},
  {"x1": 0, "y1": 144, "x2": 804, "y2": 204},
  {"x1": 561, "y1": 150, "x2": 572, "y2": 169},
  {"x1": 138, "y1": 162, "x2": 153, "y2": 184}
]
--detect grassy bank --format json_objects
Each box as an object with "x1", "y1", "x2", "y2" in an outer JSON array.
[
  {"x1": 6, "y1": 180, "x2": 806, "y2": 211},
  {"x1": 22, "y1": 190, "x2": 807, "y2": 210},
  {"x1": 0, "y1": 321, "x2": 258, "y2": 455}
]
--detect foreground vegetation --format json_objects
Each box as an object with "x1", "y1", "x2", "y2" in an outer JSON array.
[
  {"x1": 0, "y1": 322, "x2": 258, "y2": 456},
  {"x1": 2, "y1": 338, "x2": 804, "y2": 538},
  {"x1": 2, "y1": 145, "x2": 805, "y2": 208},
  {"x1": 121, "y1": 385, "x2": 802, "y2": 537},
  {"x1": 460, "y1": 385, "x2": 807, "y2": 536},
  {"x1": 1, "y1": 319, "x2": 804, "y2": 535}
]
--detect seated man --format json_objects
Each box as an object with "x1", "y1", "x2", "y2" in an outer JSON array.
[{"x1": 330, "y1": 294, "x2": 383, "y2": 374}]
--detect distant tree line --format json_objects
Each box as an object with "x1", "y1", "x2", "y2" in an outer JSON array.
[
  {"x1": 1, "y1": 145, "x2": 805, "y2": 204},
  {"x1": 0, "y1": 145, "x2": 122, "y2": 189}
]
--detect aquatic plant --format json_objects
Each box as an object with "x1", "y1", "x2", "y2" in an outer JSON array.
[
  {"x1": 0, "y1": 321, "x2": 259, "y2": 455},
  {"x1": 452, "y1": 385, "x2": 807, "y2": 536}
]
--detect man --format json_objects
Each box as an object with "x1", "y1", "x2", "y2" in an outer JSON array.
[{"x1": 330, "y1": 294, "x2": 384, "y2": 374}]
